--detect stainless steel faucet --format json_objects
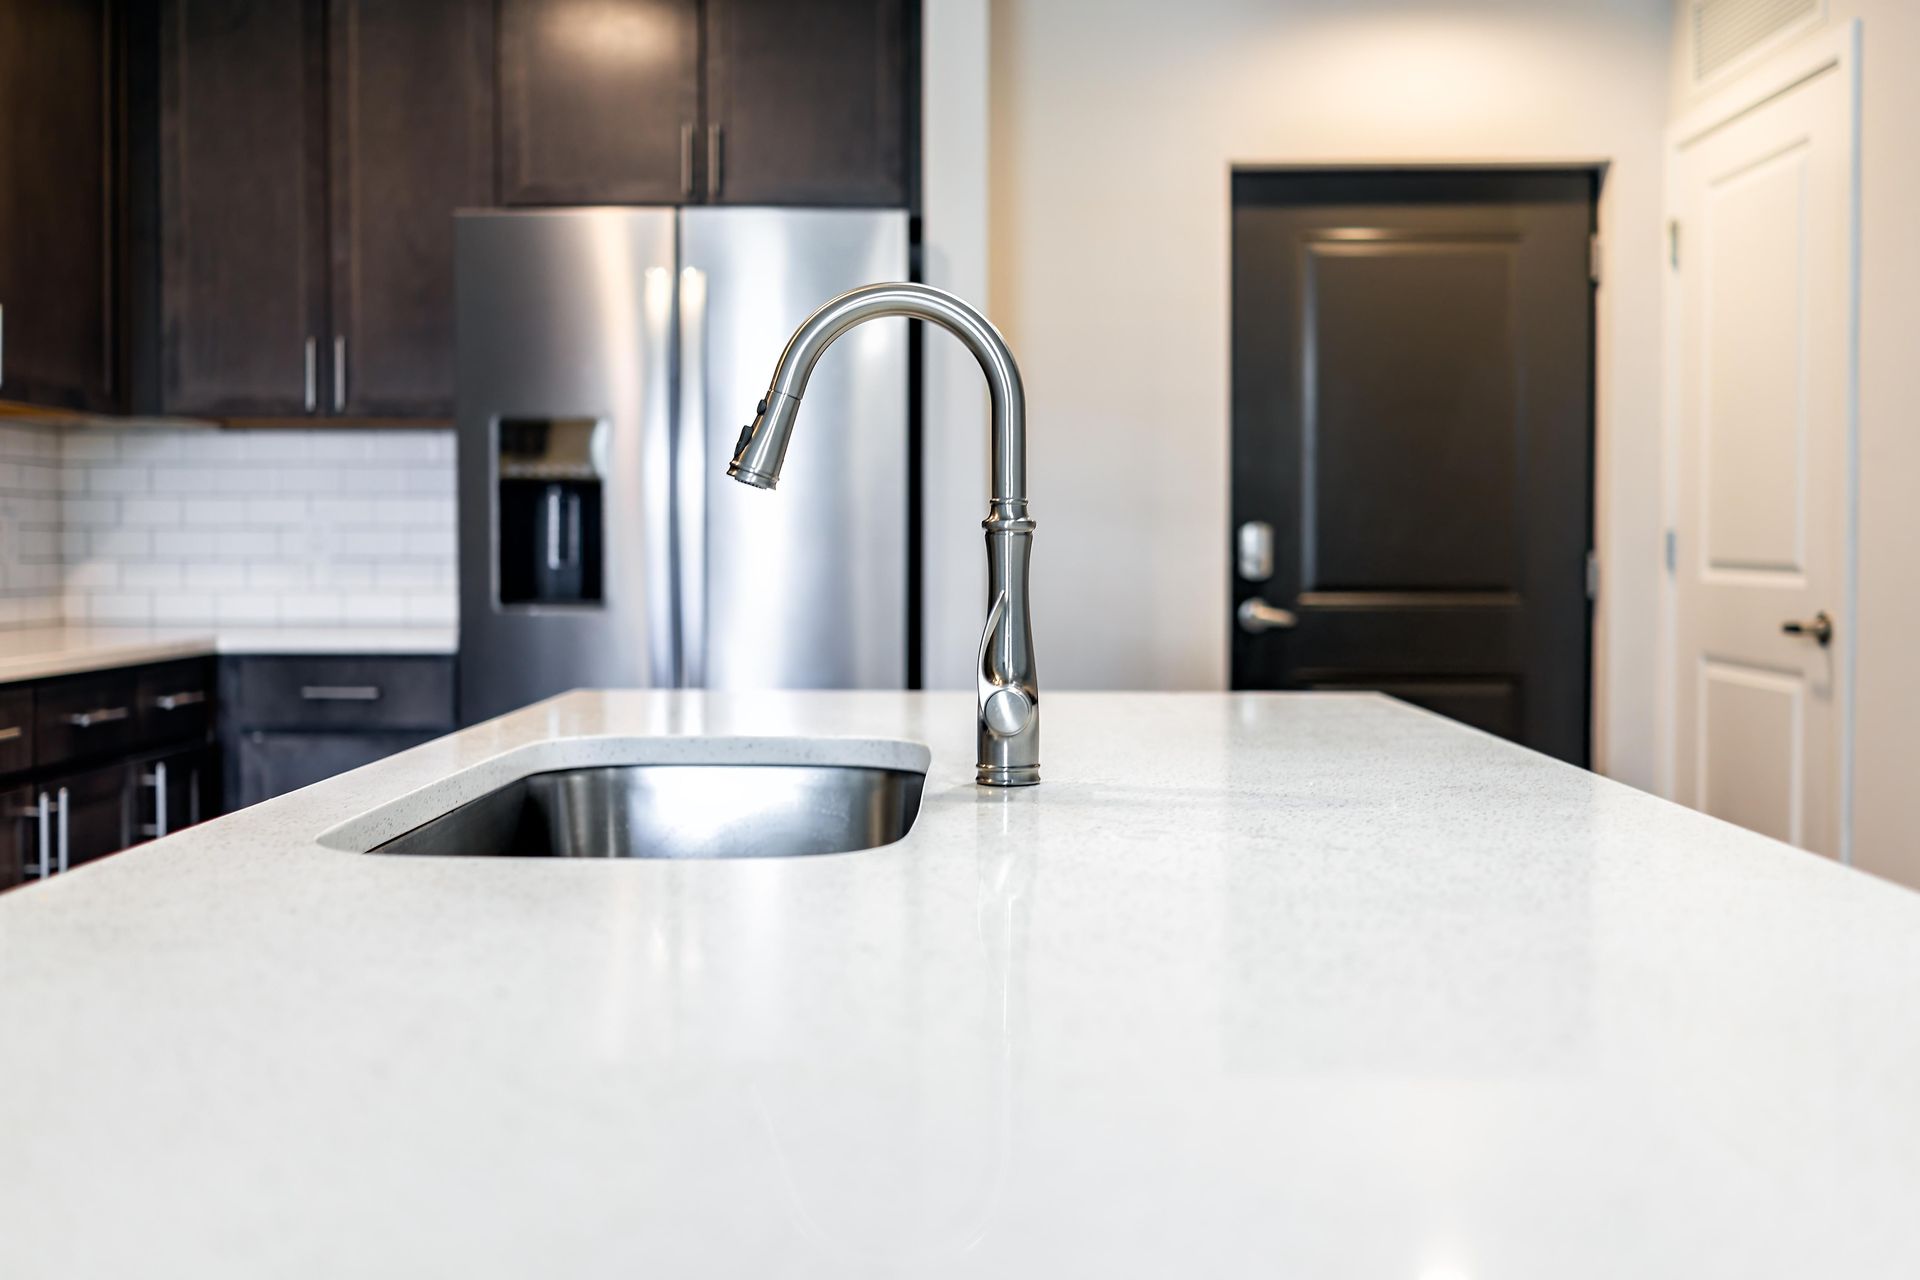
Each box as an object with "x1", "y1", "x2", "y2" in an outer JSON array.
[{"x1": 728, "y1": 282, "x2": 1040, "y2": 786}]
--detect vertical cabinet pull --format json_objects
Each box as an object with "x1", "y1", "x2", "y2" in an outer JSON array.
[
  {"x1": 0, "y1": 301, "x2": 6, "y2": 388},
  {"x1": 55, "y1": 786, "x2": 68, "y2": 875},
  {"x1": 333, "y1": 336, "x2": 347, "y2": 411},
  {"x1": 679, "y1": 122, "x2": 695, "y2": 198},
  {"x1": 707, "y1": 124, "x2": 723, "y2": 201},
  {"x1": 152, "y1": 761, "x2": 169, "y2": 840},
  {"x1": 36, "y1": 791, "x2": 49, "y2": 881},
  {"x1": 303, "y1": 337, "x2": 318, "y2": 412}
]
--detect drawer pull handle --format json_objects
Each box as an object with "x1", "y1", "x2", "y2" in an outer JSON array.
[
  {"x1": 300, "y1": 685, "x2": 382, "y2": 702},
  {"x1": 155, "y1": 691, "x2": 207, "y2": 711},
  {"x1": 0, "y1": 725, "x2": 21, "y2": 742},
  {"x1": 66, "y1": 706, "x2": 131, "y2": 729}
]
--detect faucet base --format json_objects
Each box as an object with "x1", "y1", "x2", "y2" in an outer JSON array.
[{"x1": 976, "y1": 764, "x2": 1041, "y2": 787}]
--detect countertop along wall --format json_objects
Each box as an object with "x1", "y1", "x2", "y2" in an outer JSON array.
[
  {"x1": 51, "y1": 428, "x2": 456, "y2": 631},
  {"x1": 985, "y1": 0, "x2": 1673, "y2": 787}
]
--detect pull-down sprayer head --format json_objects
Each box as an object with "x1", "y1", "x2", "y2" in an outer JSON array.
[{"x1": 727, "y1": 391, "x2": 801, "y2": 490}]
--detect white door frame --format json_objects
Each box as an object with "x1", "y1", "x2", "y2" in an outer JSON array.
[{"x1": 1658, "y1": 20, "x2": 1862, "y2": 858}]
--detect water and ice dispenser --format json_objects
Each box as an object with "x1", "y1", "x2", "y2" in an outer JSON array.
[{"x1": 494, "y1": 418, "x2": 606, "y2": 607}]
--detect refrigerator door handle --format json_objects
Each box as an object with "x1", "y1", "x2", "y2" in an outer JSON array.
[
  {"x1": 675, "y1": 264, "x2": 710, "y2": 689},
  {"x1": 641, "y1": 265, "x2": 680, "y2": 688}
]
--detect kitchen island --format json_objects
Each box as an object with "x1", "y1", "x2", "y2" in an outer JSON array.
[{"x1": 3, "y1": 691, "x2": 1918, "y2": 1277}]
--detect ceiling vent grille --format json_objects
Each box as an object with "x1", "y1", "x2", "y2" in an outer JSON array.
[{"x1": 1691, "y1": 0, "x2": 1821, "y2": 83}]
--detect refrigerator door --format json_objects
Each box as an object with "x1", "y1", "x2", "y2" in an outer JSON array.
[
  {"x1": 680, "y1": 208, "x2": 910, "y2": 690},
  {"x1": 456, "y1": 209, "x2": 680, "y2": 723}
]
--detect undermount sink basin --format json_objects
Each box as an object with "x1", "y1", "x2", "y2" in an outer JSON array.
[{"x1": 368, "y1": 762, "x2": 926, "y2": 860}]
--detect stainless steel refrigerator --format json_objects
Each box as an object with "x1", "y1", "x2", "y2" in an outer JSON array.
[{"x1": 455, "y1": 208, "x2": 909, "y2": 723}]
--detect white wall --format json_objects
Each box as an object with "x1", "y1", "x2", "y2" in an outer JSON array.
[
  {"x1": 1662, "y1": 0, "x2": 1920, "y2": 883},
  {"x1": 920, "y1": 0, "x2": 993, "y2": 690},
  {"x1": 981, "y1": 0, "x2": 1673, "y2": 784}
]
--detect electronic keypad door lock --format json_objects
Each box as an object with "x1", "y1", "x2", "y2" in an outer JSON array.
[{"x1": 1237, "y1": 520, "x2": 1274, "y2": 582}]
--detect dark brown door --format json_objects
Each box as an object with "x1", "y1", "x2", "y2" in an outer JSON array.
[
  {"x1": 498, "y1": 0, "x2": 699, "y2": 205},
  {"x1": 704, "y1": 0, "x2": 908, "y2": 206},
  {"x1": 1230, "y1": 170, "x2": 1595, "y2": 765},
  {"x1": 328, "y1": 0, "x2": 494, "y2": 417},
  {"x1": 0, "y1": 0, "x2": 114, "y2": 411},
  {"x1": 159, "y1": 0, "x2": 327, "y2": 417}
]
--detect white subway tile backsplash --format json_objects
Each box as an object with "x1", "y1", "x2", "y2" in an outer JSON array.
[
  {"x1": 215, "y1": 593, "x2": 281, "y2": 625},
  {"x1": 7, "y1": 427, "x2": 460, "y2": 633},
  {"x1": 0, "y1": 424, "x2": 67, "y2": 625},
  {"x1": 120, "y1": 497, "x2": 183, "y2": 526}
]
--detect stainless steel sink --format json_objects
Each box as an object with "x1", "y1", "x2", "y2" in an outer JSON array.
[{"x1": 367, "y1": 763, "x2": 924, "y2": 860}]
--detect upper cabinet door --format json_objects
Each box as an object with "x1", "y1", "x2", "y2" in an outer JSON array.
[
  {"x1": 704, "y1": 0, "x2": 909, "y2": 207},
  {"x1": 498, "y1": 0, "x2": 699, "y2": 205},
  {"x1": 0, "y1": 0, "x2": 114, "y2": 412},
  {"x1": 329, "y1": 0, "x2": 495, "y2": 418},
  {"x1": 159, "y1": 0, "x2": 327, "y2": 417}
]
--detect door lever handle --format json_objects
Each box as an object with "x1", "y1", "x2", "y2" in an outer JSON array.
[
  {"x1": 1237, "y1": 597, "x2": 1298, "y2": 634},
  {"x1": 1781, "y1": 611, "x2": 1833, "y2": 647}
]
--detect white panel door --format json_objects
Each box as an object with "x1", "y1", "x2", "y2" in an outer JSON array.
[{"x1": 1670, "y1": 49, "x2": 1854, "y2": 855}]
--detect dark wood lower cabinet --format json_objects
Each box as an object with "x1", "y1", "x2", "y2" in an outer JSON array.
[
  {"x1": 221, "y1": 654, "x2": 456, "y2": 808},
  {"x1": 0, "y1": 656, "x2": 221, "y2": 892},
  {"x1": 139, "y1": 745, "x2": 219, "y2": 841},
  {"x1": 1, "y1": 785, "x2": 37, "y2": 890},
  {"x1": 235, "y1": 730, "x2": 435, "y2": 808},
  {"x1": 50, "y1": 761, "x2": 134, "y2": 870}
]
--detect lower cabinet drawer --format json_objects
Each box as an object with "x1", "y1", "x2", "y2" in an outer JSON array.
[
  {"x1": 231, "y1": 657, "x2": 455, "y2": 732},
  {"x1": 0, "y1": 688, "x2": 31, "y2": 776},
  {"x1": 136, "y1": 659, "x2": 217, "y2": 751},
  {"x1": 236, "y1": 731, "x2": 438, "y2": 808},
  {"x1": 35, "y1": 670, "x2": 140, "y2": 768}
]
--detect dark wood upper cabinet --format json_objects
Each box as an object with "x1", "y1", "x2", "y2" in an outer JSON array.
[
  {"x1": 0, "y1": 0, "x2": 115, "y2": 412},
  {"x1": 704, "y1": 0, "x2": 908, "y2": 207},
  {"x1": 159, "y1": 0, "x2": 327, "y2": 417},
  {"x1": 498, "y1": 0, "x2": 700, "y2": 205},
  {"x1": 328, "y1": 0, "x2": 495, "y2": 417}
]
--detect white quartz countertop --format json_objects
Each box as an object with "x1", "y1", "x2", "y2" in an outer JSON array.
[
  {"x1": 0, "y1": 624, "x2": 457, "y2": 681},
  {"x1": 3, "y1": 690, "x2": 1919, "y2": 1277}
]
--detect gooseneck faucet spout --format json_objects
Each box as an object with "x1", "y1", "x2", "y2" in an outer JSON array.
[{"x1": 728, "y1": 282, "x2": 1039, "y2": 786}]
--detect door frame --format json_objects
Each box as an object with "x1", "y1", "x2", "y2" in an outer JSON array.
[
  {"x1": 1226, "y1": 160, "x2": 1606, "y2": 765},
  {"x1": 1658, "y1": 21, "x2": 1862, "y2": 859}
]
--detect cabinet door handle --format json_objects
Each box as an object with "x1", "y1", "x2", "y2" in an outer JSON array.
[
  {"x1": 0, "y1": 725, "x2": 21, "y2": 742},
  {"x1": 0, "y1": 301, "x2": 6, "y2": 388},
  {"x1": 65, "y1": 706, "x2": 131, "y2": 729},
  {"x1": 152, "y1": 761, "x2": 169, "y2": 840},
  {"x1": 35, "y1": 791, "x2": 49, "y2": 881},
  {"x1": 333, "y1": 336, "x2": 347, "y2": 411},
  {"x1": 304, "y1": 337, "x2": 317, "y2": 412},
  {"x1": 299, "y1": 685, "x2": 382, "y2": 702},
  {"x1": 707, "y1": 123, "x2": 723, "y2": 201},
  {"x1": 679, "y1": 121, "x2": 695, "y2": 198},
  {"x1": 55, "y1": 786, "x2": 68, "y2": 875},
  {"x1": 155, "y1": 690, "x2": 207, "y2": 711}
]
